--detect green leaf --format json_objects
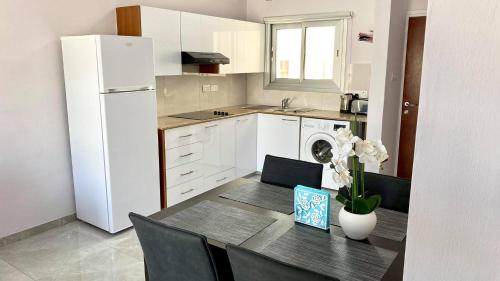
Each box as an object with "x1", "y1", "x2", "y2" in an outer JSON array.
[
  {"x1": 335, "y1": 194, "x2": 348, "y2": 205},
  {"x1": 352, "y1": 197, "x2": 371, "y2": 214},
  {"x1": 365, "y1": 195, "x2": 382, "y2": 213}
]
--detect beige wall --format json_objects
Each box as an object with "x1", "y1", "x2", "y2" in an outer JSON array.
[
  {"x1": 404, "y1": 0, "x2": 500, "y2": 279},
  {"x1": 156, "y1": 74, "x2": 247, "y2": 116},
  {"x1": 245, "y1": 0, "x2": 375, "y2": 110},
  {"x1": 0, "y1": 0, "x2": 246, "y2": 239}
]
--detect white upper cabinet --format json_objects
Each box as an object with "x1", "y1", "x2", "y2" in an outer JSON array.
[
  {"x1": 116, "y1": 6, "x2": 182, "y2": 76},
  {"x1": 140, "y1": 7, "x2": 182, "y2": 76},
  {"x1": 180, "y1": 12, "x2": 264, "y2": 74}
]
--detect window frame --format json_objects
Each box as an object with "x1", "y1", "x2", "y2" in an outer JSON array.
[{"x1": 264, "y1": 12, "x2": 352, "y2": 93}]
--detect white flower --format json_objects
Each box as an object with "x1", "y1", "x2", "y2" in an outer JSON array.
[
  {"x1": 332, "y1": 160, "x2": 352, "y2": 187},
  {"x1": 331, "y1": 128, "x2": 359, "y2": 160},
  {"x1": 355, "y1": 139, "x2": 389, "y2": 164}
]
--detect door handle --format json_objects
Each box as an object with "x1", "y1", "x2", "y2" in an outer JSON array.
[
  {"x1": 404, "y1": 101, "x2": 418, "y2": 108},
  {"x1": 181, "y1": 188, "x2": 195, "y2": 195},
  {"x1": 205, "y1": 124, "x2": 219, "y2": 129},
  {"x1": 180, "y1": 171, "x2": 194, "y2": 176},
  {"x1": 179, "y1": 134, "x2": 193, "y2": 138},
  {"x1": 216, "y1": 177, "x2": 228, "y2": 183},
  {"x1": 282, "y1": 119, "x2": 297, "y2": 122},
  {"x1": 179, "y1": 153, "x2": 194, "y2": 158}
]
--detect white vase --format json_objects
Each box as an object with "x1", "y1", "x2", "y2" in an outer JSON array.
[{"x1": 338, "y1": 206, "x2": 377, "y2": 240}]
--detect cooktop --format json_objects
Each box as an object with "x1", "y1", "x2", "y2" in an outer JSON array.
[{"x1": 170, "y1": 110, "x2": 232, "y2": 120}]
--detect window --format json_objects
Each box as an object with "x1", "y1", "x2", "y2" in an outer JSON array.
[{"x1": 264, "y1": 13, "x2": 351, "y2": 93}]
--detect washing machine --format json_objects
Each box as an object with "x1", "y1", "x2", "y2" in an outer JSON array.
[{"x1": 300, "y1": 118, "x2": 350, "y2": 190}]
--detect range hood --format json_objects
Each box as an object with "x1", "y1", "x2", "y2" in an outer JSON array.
[{"x1": 181, "y1": 52, "x2": 230, "y2": 65}]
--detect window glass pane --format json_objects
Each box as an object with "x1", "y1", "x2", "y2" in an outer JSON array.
[
  {"x1": 275, "y1": 28, "x2": 302, "y2": 79},
  {"x1": 304, "y1": 26, "x2": 336, "y2": 80}
]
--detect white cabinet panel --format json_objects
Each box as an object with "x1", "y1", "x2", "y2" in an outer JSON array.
[
  {"x1": 140, "y1": 7, "x2": 182, "y2": 76},
  {"x1": 257, "y1": 114, "x2": 301, "y2": 171},
  {"x1": 166, "y1": 142, "x2": 203, "y2": 168},
  {"x1": 180, "y1": 12, "x2": 264, "y2": 74},
  {"x1": 236, "y1": 114, "x2": 257, "y2": 177},
  {"x1": 166, "y1": 161, "x2": 205, "y2": 188},
  {"x1": 165, "y1": 125, "x2": 203, "y2": 149},
  {"x1": 204, "y1": 168, "x2": 236, "y2": 192},
  {"x1": 200, "y1": 119, "x2": 236, "y2": 177},
  {"x1": 167, "y1": 177, "x2": 204, "y2": 207}
]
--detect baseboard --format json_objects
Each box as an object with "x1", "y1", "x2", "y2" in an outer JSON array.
[{"x1": 0, "y1": 214, "x2": 76, "y2": 247}]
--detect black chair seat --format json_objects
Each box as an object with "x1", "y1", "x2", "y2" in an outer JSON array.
[
  {"x1": 129, "y1": 213, "x2": 220, "y2": 281},
  {"x1": 227, "y1": 244, "x2": 339, "y2": 281},
  {"x1": 261, "y1": 155, "x2": 323, "y2": 189}
]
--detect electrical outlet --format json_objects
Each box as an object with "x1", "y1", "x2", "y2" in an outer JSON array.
[
  {"x1": 202, "y1": 84, "x2": 211, "y2": 92},
  {"x1": 210, "y1": 85, "x2": 219, "y2": 92}
]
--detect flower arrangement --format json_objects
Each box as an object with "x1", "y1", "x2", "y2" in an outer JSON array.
[{"x1": 329, "y1": 120, "x2": 389, "y2": 215}]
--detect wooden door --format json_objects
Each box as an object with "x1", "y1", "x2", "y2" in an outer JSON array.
[{"x1": 397, "y1": 16, "x2": 426, "y2": 179}]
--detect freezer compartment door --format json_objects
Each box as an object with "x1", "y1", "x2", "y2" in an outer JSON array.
[
  {"x1": 100, "y1": 90, "x2": 161, "y2": 233},
  {"x1": 96, "y1": 35, "x2": 155, "y2": 93}
]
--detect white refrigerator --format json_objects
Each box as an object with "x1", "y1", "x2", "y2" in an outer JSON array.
[{"x1": 61, "y1": 35, "x2": 160, "y2": 233}]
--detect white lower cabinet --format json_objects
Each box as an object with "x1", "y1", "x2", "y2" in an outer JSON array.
[
  {"x1": 204, "y1": 168, "x2": 236, "y2": 192},
  {"x1": 165, "y1": 113, "x2": 302, "y2": 207},
  {"x1": 236, "y1": 114, "x2": 257, "y2": 177},
  {"x1": 167, "y1": 177, "x2": 204, "y2": 207},
  {"x1": 256, "y1": 114, "x2": 301, "y2": 172}
]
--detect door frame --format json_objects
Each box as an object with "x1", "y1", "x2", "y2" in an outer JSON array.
[{"x1": 394, "y1": 10, "x2": 427, "y2": 176}]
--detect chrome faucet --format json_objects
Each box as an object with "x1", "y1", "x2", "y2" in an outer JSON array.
[{"x1": 281, "y1": 97, "x2": 293, "y2": 109}]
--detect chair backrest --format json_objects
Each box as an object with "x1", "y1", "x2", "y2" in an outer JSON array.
[
  {"x1": 129, "y1": 213, "x2": 220, "y2": 281},
  {"x1": 261, "y1": 155, "x2": 323, "y2": 189},
  {"x1": 364, "y1": 172, "x2": 411, "y2": 213},
  {"x1": 226, "y1": 244, "x2": 339, "y2": 281}
]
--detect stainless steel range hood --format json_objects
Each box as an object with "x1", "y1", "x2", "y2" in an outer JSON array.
[{"x1": 181, "y1": 52, "x2": 230, "y2": 65}]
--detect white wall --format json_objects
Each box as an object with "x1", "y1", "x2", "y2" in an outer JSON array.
[
  {"x1": 408, "y1": 0, "x2": 427, "y2": 11},
  {"x1": 245, "y1": 0, "x2": 374, "y2": 109},
  {"x1": 366, "y1": 0, "x2": 410, "y2": 174},
  {"x1": 403, "y1": 0, "x2": 500, "y2": 280},
  {"x1": 0, "y1": 0, "x2": 246, "y2": 239}
]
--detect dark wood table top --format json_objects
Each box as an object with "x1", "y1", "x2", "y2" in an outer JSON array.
[{"x1": 150, "y1": 178, "x2": 406, "y2": 281}]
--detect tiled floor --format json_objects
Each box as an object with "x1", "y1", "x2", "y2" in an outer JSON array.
[{"x1": 0, "y1": 221, "x2": 145, "y2": 281}]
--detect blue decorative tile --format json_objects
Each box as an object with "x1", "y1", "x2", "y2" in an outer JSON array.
[{"x1": 294, "y1": 185, "x2": 330, "y2": 230}]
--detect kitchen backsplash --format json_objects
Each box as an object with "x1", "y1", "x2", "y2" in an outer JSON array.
[
  {"x1": 246, "y1": 73, "x2": 342, "y2": 111},
  {"x1": 155, "y1": 74, "x2": 247, "y2": 116}
]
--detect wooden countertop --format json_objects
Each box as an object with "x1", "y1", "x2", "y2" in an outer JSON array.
[{"x1": 158, "y1": 105, "x2": 367, "y2": 130}]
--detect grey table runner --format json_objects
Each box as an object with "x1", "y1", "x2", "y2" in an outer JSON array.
[
  {"x1": 260, "y1": 225, "x2": 398, "y2": 281},
  {"x1": 160, "y1": 200, "x2": 277, "y2": 245},
  {"x1": 219, "y1": 182, "x2": 295, "y2": 215},
  {"x1": 330, "y1": 202, "x2": 408, "y2": 242}
]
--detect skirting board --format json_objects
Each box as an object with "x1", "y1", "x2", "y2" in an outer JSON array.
[{"x1": 0, "y1": 214, "x2": 76, "y2": 247}]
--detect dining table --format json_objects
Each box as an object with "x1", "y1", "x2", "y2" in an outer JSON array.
[{"x1": 149, "y1": 177, "x2": 407, "y2": 281}]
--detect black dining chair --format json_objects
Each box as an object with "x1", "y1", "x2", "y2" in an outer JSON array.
[
  {"x1": 226, "y1": 244, "x2": 339, "y2": 281},
  {"x1": 340, "y1": 171, "x2": 411, "y2": 213},
  {"x1": 260, "y1": 155, "x2": 323, "y2": 189},
  {"x1": 129, "y1": 213, "x2": 221, "y2": 281}
]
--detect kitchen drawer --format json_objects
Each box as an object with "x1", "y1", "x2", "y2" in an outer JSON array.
[
  {"x1": 166, "y1": 142, "x2": 203, "y2": 168},
  {"x1": 165, "y1": 125, "x2": 202, "y2": 149},
  {"x1": 204, "y1": 168, "x2": 236, "y2": 192},
  {"x1": 167, "y1": 177, "x2": 204, "y2": 207},
  {"x1": 167, "y1": 161, "x2": 205, "y2": 187}
]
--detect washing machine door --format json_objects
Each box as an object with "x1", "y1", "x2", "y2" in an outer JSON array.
[{"x1": 304, "y1": 133, "x2": 336, "y2": 164}]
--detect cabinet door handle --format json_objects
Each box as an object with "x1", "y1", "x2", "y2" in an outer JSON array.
[
  {"x1": 181, "y1": 188, "x2": 195, "y2": 195},
  {"x1": 216, "y1": 177, "x2": 228, "y2": 183},
  {"x1": 179, "y1": 134, "x2": 193, "y2": 138},
  {"x1": 180, "y1": 153, "x2": 194, "y2": 158},
  {"x1": 282, "y1": 119, "x2": 297, "y2": 122},
  {"x1": 205, "y1": 124, "x2": 219, "y2": 128},
  {"x1": 180, "y1": 171, "x2": 194, "y2": 176}
]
